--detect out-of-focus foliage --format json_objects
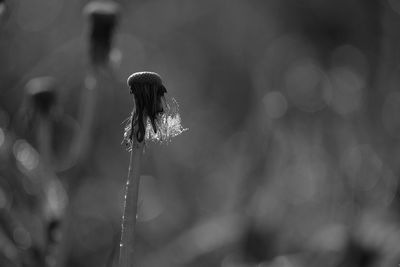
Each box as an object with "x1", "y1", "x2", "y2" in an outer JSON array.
[{"x1": 1, "y1": 0, "x2": 400, "y2": 266}]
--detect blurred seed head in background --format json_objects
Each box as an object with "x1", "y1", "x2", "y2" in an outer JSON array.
[
  {"x1": 25, "y1": 76, "x2": 57, "y2": 117},
  {"x1": 84, "y1": 1, "x2": 120, "y2": 66}
]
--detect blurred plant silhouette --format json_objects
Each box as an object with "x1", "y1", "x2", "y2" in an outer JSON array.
[{"x1": 83, "y1": 1, "x2": 120, "y2": 67}]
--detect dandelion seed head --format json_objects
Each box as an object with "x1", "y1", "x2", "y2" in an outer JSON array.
[
  {"x1": 125, "y1": 72, "x2": 167, "y2": 144},
  {"x1": 123, "y1": 72, "x2": 187, "y2": 150}
]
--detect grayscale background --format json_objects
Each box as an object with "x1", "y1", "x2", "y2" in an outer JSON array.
[{"x1": 0, "y1": 0, "x2": 399, "y2": 266}]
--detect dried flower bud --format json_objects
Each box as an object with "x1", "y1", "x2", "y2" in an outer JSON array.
[
  {"x1": 25, "y1": 77, "x2": 57, "y2": 116},
  {"x1": 126, "y1": 72, "x2": 167, "y2": 143},
  {"x1": 123, "y1": 72, "x2": 187, "y2": 150},
  {"x1": 83, "y1": 1, "x2": 120, "y2": 65}
]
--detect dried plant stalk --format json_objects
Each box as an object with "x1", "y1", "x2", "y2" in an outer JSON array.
[
  {"x1": 119, "y1": 72, "x2": 186, "y2": 267},
  {"x1": 119, "y1": 141, "x2": 143, "y2": 267},
  {"x1": 119, "y1": 72, "x2": 166, "y2": 267}
]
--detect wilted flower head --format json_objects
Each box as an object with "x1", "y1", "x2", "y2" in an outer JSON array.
[
  {"x1": 25, "y1": 76, "x2": 57, "y2": 116},
  {"x1": 83, "y1": 1, "x2": 120, "y2": 65},
  {"x1": 126, "y1": 72, "x2": 167, "y2": 143},
  {"x1": 124, "y1": 72, "x2": 187, "y2": 150}
]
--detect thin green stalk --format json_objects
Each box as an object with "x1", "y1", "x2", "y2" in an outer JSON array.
[{"x1": 119, "y1": 143, "x2": 144, "y2": 267}]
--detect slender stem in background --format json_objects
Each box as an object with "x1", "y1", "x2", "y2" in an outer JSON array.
[
  {"x1": 37, "y1": 116, "x2": 52, "y2": 166},
  {"x1": 54, "y1": 71, "x2": 101, "y2": 267},
  {"x1": 34, "y1": 98, "x2": 67, "y2": 267},
  {"x1": 119, "y1": 143, "x2": 144, "y2": 267},
  {"x1": 73, "y1": 73, "x2": 98, "y2": 162},
  {"x1": 37, "y1": 116, "x2": 57, "y2": 267}
]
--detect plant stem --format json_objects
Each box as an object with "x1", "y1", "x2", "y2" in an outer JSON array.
[
  {"x1": 74, "y1": 73, "x2": 98, "y2": 162},
  {"x1": 119, "y1": 142, "x2": 144, "y2": 267},
  {"x1": 37, "y1": 116, "x2": 52, "y2": 166}
]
